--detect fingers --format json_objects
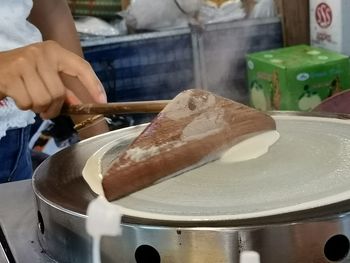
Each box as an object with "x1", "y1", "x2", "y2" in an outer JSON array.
[
  {"x1": 20, "y1": 59, "x2": 67, "y2": 119},
  {"x1": 50, "y1": 44, "x2": 107, "y2": 103},
  {"x1": 37, "y1": 56, "x2": 66, "y2": 101},
  {"x1": 20, "y1": 64, "x2": 52, "y2": 113},
  {"x1": 65, "y1": 89, "x2": 82, "y2": 105},
  {"x1": 40, "y1": 99, "x2": 64, "y2": 120},
  {"x1": 36, "y1": 56, "x2": 66, "y2": 118},
  {"x1": 6, "y1": 78, "x2": 33, "y2": 110}
]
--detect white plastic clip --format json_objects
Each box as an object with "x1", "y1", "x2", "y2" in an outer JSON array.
[
  {"x1": 240, "y1": 251, "x2": 261, "y2": 263},
  {"x1": 86, "y1": 196, "x2": 122, "y2": 263}
]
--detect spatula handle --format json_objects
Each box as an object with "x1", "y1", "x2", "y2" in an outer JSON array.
[{"x1": 61, "y1": 100, "x2": 170, "y2": 115}]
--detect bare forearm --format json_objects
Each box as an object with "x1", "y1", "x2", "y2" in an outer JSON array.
[{"x1": 29, "y1": 0, "x2": 83, "y2": 57}]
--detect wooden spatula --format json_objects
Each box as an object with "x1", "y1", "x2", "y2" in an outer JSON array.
[
  {"x1": 102, "y1": 89, "x2": 276, "y2": 201},
  {"x1": 60, "y1": 100, "x2": 170, "y2": 115}
]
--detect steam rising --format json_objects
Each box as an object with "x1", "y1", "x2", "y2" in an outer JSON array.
[{"x1": 118, "y1": 0, "x2": 279, "y2": 106}]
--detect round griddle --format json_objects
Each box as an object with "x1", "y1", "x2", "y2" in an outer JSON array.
[{"x1": 33, "y1": 112, "x2": 350, "y2": 227}]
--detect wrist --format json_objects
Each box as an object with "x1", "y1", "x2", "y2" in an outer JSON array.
[{"x1": 74, "y1": 115, "x2": 110, "y2": 140}]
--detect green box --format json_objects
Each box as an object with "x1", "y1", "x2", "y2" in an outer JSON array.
[{"x1": 246, "y1": 45, "x2": 350, "y2": 111}]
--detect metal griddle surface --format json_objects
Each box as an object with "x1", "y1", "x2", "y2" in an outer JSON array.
[{"x1": 33, "y1": 113, "x2": 350, "y2": 227}]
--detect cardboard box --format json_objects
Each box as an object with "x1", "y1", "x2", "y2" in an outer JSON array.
[
  {"x1": 246, "y1": 45, "x2": 350, "y2": 111},
  {"x1": 310, "y1": 0, "x2": 350, "y2": 55}
]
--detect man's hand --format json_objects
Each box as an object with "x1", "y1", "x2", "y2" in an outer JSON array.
[{"x1": 0, "y1": 40, "x2": 107, "y2": 119}]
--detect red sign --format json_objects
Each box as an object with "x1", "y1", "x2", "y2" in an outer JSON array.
[{"x1": 316, "y1": 3, "x2": 332, "y2": 28}]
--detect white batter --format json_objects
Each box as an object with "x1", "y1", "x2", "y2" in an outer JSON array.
[
  {"x1": 80, "y1": 116, "x2": 350, "y2": 223},
  {"x1": 82, "y1": 140, "x2": 114, "y2": 196},
  {"x1": 220, "y1": 131, "x2": 280, "y2": 163},
  {"x1": 82, "y1": 130, "x2": 280, "y2": 196}
]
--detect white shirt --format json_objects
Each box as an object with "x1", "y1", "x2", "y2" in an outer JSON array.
[{"x1": 0, "y1": 0, "x2": 43, "y2": 139}]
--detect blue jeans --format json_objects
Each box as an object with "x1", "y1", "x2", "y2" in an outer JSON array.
[{"x1": 0, "y1": 126, "x2": 32, "y2": 183}]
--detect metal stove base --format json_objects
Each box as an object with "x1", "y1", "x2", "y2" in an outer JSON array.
[
  {"x1": 0, "y1": 180, "x2": 54, "y2": 263},
  {"x1": 32, "y1": 114, "x2": 350, "y2": 263},
  {"x1": 1, "y1": 181, "x2": 350, "y2": 263},
  {"x1": 37, "y1": 195, "x2": 350, "y2": 263}
]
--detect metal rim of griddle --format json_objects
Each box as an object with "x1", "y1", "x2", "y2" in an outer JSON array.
[{"x1": 32, "y1": 111, "x2": 350, "y2": 228}]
